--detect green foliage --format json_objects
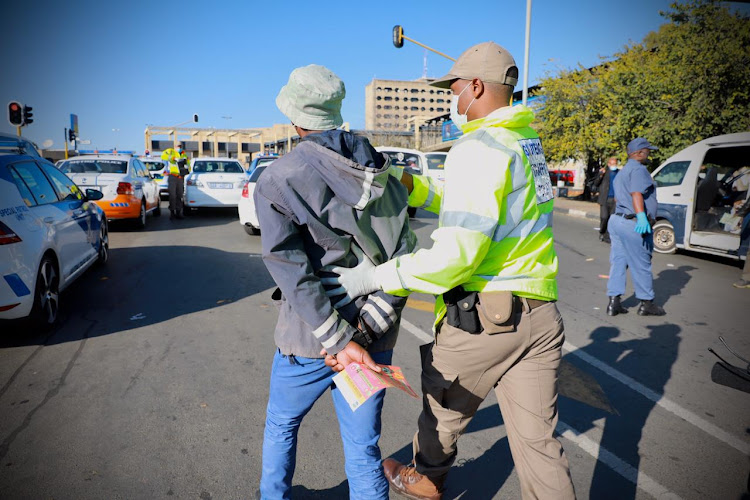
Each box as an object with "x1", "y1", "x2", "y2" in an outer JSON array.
[{"x1": 536, "y1": 0, "x2": 750, "y2": 166}]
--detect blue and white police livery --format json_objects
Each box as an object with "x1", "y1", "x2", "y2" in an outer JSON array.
[{"x1": 0, "y1": 141, "x2": 108, "y2": 327}]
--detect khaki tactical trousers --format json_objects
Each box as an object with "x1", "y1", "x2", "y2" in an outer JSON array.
[
  {"x1": 414, "y1": 299, "x2": 576, "y2": 500},
  {"x1": 167, "y1": 174, "x2": 184, "y2": 214}
]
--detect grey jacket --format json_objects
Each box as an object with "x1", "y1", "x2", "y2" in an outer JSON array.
[{"x1": 254, "y1": 130, "x2": 416, "y2": 358}]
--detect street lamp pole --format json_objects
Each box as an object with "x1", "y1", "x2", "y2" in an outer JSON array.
[{"x1": 522, "y1": 0, "x2": 532, "y2": 107}]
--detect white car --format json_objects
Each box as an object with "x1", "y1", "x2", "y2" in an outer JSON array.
[
  {"x1": 0, "y1": 136, "x2": 108, "y2": 327},
  {"x1": 58, "y1": 155, "x2": 161, "y2": 228},
  {"x1": 375, "y1": 147, "x2": 447, "y2": 217},
  {"x1": 185, "y1": 157, "x2": 248, "y2": 210},
  {"x1": 141, "y1": 157, "x2": 169, "y2": 199},
  {"x1": 238, "y1": 163, "x2": 271, "y2": 235}
]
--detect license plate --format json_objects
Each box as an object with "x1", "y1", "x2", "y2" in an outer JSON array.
[{"x1": 210, "y1": 183, "x2": 233, "y2": 189}]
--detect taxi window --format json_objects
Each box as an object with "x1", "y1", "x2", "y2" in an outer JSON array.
[
  {"x1": 9, "y1": 161, "x2": 59, "y2": 206},
  {"x1": 97, "y1": 160, "x2": 128, "y2": 174},
  {"x1": 425, "y1": 154, "x2": 446, "y2": 170},
  {"x1": 42, "y1": 163, "x2": 84, "y2": 201},
  {"x1": 654, "y1": 161, "x2": 690, "y2": 187},
  {"x1": 382, "y1": 152, "x2": 422, "y2": 170}
]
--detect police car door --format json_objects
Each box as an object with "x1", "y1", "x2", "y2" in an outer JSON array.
[{"x1": 41, "y1": 162, "x2": 97, "y2": 272}]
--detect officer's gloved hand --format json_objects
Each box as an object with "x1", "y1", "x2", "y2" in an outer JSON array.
[
  {"x1": 634, "y1": 212, "x2": 652, "y2": 234},
  {"x1": 321, "y1": 246, "x2": 381, "y2": 308}
]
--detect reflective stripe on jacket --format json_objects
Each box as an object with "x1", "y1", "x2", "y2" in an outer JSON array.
[
  {"x1": 160, "y1": 148, "x2": 188, "y2": 175},
  {"x1": 375, "y1": 104, "x2": 558, "y2": 327}
]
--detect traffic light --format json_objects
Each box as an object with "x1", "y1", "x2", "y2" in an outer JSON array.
[
  {"x1": 68, "y1": 129, "x2": 76, "y2": 142},
  {"x1": 193, "y1": 114, "x2": 199, "y2": 123},
  {"x1": 8, "y1": 101, "x2": 23, "y2": 127},
  {"x1": 392, "y1": 25, "x2": 404, "y2": 48},
  {"x1": 22, "y1": 105, "x2": 33, "y2": 125}
]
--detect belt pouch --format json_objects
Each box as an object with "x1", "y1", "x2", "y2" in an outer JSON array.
[
  {"x1": 443, "y1": 287, "x2": 482, "y2": 334},
  {"x1": 476, "y1": 291, "x2": 516, "y2": 334}
]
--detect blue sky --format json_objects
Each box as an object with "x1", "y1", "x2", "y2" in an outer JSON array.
[{"x1": 2, "y1": 0, "x2": 746, "y2": 153}]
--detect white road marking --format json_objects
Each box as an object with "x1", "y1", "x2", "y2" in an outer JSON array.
[
  {"x1": 563, "y1": 341, "x2": 750, "y2": 455},
  {"x1": 557, "y1": 421, "x2": 683, "y2": 500},
  {"x1": 400, "y1": 319, "x2": 434, "y2": 344}
]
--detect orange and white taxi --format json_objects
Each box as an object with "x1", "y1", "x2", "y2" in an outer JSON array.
[{"x1": 58, "y1": 155, "x2": 161, "y2": 228}]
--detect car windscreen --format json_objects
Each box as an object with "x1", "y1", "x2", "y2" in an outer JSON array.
[
  {"x1": 256, "y1": 159, "x2": 276, "y2": 169},
  {"x1": 192, "y1": 161, "x2": 244, "y2": 173},
  {"x1": 249, "y1": 166, "x2": 267, "y2": 182},
  {"x1": 59, "y1": 159, "x2": 127, "y2": 174},
  {"x1": 143, "y1": 160, "x2": 165, "y2": 171},
  {"x1": 425, "y1": 154, "x2": 446, "y2": 170}
]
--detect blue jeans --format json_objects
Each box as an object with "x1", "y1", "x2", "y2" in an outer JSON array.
[
  {"x1": 607, "y1": 214, "x2": 655, "y2": 300},
  {"x1": 260, "y1": 349, "x2": 393, "y2": 500}
]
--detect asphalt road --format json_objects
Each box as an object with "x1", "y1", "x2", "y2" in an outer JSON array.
[{"x1": 0, "y1": 203, "x2": 748, "y2": 500}]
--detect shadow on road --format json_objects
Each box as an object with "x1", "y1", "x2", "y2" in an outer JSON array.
[
  {"x1": 568, "y1": 324, "x2": 682, "y2": 499},
  {"x1": 621, "y1": 264, "x2": 695, "y2": 309},
  {"x1": 108, "y1": 206, "x2": 240, "y2": 233},
  {"x1": 0, "y1": 244, "x2": 275, "y2": 347}
]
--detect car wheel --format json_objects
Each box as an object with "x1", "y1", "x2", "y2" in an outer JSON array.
[
  {"x1": 135, "y1": 200, "x2": 147, "y2": 229},
  {"x1": 97, "y1": 220, "x2": 109, "y2": 265},
  {"x1": 244, "y1": 224, "x2": 259, "y2": 235},
  {"x1": 153, "y1": 200, "x2": 161, "y2": 217},
  {"x1": 408, "y1": 206, "x2": 417, "y2": 218},
  {"x1": 30, "y1": 256, "x2": 60, "y2": 329},
  {"x1": 653, "y1": 220, "x2": 676, "y2": 254}
]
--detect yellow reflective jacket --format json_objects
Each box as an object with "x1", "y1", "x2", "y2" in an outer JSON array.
[
  {"x1": 375, "y1": 105, "x2": 558, "y2": 326},
  {"x1": 161, "y1": 148, "x2": 188, "y2": 176}
]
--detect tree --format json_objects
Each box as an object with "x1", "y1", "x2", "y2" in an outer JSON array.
[{"x1": 536, "y1": 0, "x2": 750, "y2": 166}]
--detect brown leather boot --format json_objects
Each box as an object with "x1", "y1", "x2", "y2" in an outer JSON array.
[{"x1": 383, "y1": 458, "x2": 445, "y2": 500}]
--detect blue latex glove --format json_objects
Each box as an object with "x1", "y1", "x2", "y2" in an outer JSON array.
[{"x1": 634, "y1": 212, "x2": 652, "y2": 234}]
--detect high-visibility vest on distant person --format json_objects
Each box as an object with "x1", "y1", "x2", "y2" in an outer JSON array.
[
  {"x1": 375, "y1": 104, "x2": 558, "y2": 328},
  {"x1": 161, "y1": 148, "x2": 188, "y2": 176}
]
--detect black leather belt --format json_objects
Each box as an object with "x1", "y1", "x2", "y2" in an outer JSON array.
[{"x1": 614, "y1": 212, "x2": 636, "y2": 220}]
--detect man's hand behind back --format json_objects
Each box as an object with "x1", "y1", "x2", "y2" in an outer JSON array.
[{"x1": 321, "y1": 341, "x2": 381, "y2": 373}]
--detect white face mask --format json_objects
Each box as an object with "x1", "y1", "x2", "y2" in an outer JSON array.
[
  {"x1": 609, "y1": 165, "x2": 617, "y2": 170},
  {"x1": 450, "y1": 82, "x2": 476, "y2": 128}
]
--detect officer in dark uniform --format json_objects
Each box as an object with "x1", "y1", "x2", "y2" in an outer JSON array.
[{"x1": 606, "y1": 138, "x2": 666, "y2": 316}]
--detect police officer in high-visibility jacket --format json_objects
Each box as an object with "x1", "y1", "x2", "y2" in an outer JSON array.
[
  {"x1": 323, "y1": 42, "x2": 575, "y2": 500},
  {"x1": 161, "y1": 142, "x2": 188, "y2": 219}
]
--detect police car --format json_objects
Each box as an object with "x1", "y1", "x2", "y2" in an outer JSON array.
[
  {"x1": 58, "y1": 154, "x2": 161, "y2": 228},
  {"x1": 0, "y1": 134, "x2": 108, "y2": 327},
  {"x1": 238, "y1": 161, "x2": 272, "y2": 235},
  {"x1": 248, "y1": 153, "x2": 279, "y2": 175},
  {"x1": 140, "y1": 157, "x2": 169, "y2": 200}
]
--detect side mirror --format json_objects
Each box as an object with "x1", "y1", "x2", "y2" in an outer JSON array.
[{"x1": 85, "y1": 188, "x2": 104, "y2": 201}]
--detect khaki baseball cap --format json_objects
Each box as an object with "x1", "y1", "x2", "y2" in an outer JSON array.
[{"x1": 430, "y1": 41, "x2": 518, "y2": 89}]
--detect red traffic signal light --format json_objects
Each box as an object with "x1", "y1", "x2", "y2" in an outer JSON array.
[
  {"x1": 393, "y1": 25, "x2": 404, "y2": 48},
  {"x1": 22, "y1": 105, "x2": 33, "y2": 126},
  {"x1": 8, "y1": 101, "x2": 23, "y2": 127}
]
